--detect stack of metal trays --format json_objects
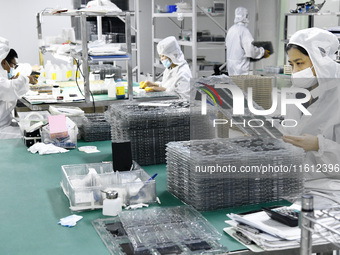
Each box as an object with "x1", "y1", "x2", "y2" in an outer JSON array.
[
  {"x1": 80, "y1": 113, "x2": 111, "y2": 142},
  {"x1": 105, "y1": 100, "x2": 216, "y2": 165},
  {"x1": 166, "y1": 137, "x2": 305, "y2": 211}
]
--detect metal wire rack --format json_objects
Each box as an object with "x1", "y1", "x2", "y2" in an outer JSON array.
[{"x1": 300, "y1": 195, "x2": 340, "y2": 255}]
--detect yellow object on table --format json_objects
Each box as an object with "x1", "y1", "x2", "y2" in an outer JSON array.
[
  {"x1": 139, "y1": 81, "x2": 147, "y2": 89},
  {"x1": 145, "y1": 87, "x2": 153, "y2": 92}
]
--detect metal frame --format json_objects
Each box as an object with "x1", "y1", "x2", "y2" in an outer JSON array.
[
  {"x1": 135, "y1": 0, "x2": 141, "y2": 82},
  {"x1": 300, "y1": 194, "x2": 340, "y2": 255},
  {"x1": 151, "y1": 0, "x2": 226, "y2": 80},
  {"x1": 283, "y1": 12, "x2": 340, "y2": 64},
  {"x1": 36, "y1": 10, "x2": 133, "y2": 104}
]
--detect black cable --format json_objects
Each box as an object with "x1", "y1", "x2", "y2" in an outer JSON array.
[
  {"x1": 74, "y1": 58, "x2": 85, "y2": 97},
  {"x1": 74, "y1": 58, "x2": 96, "y2": 113}
]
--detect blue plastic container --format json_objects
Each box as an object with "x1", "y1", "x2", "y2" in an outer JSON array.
[{"x1": 166, "y1": 5, "x2": 177, "y2": 13}]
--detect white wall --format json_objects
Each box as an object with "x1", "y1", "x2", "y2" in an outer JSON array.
[
  {"x1": 0, "y1": 0, "x2": 72, "y2": 65},
  {"x1": 2, "y1": 0, "x2": 339, "y2": 73}
]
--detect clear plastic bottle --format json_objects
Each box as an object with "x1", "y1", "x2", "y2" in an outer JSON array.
[
  {"x1": 37, "y1": 66, "x2": 46, "y2": 84},
  {"x1": 61, "y1": 64, "x2": 68, "y2": 81},
  {"x1": 94, "y1": 70, "x2": 101, "y2": 80},
  {"x1": 89, "y1": 72, "x2": 95, "y2": 81},
  {"x1": 50, "y1": 65, "x2": 57, "y2": 81},
  {"x1": 102, "y1": 190, "x2": 122, "y2": 216},
  {"x1": 52, "y1": 84, "x2": 60, "y2": 96},
  {"x1": 106, "y1": 74, "x2": 116, "y2": 98},
  {"x1": 66, "y1": 63, "x2": 72, "y2": 81},
  {"x1": 71, "y1": 65, "x2": 76, "y2": 80},
  {"x1": 55, "y1": 65, "x2": 62, "y2": 81},
  {"x1": 73, "y1": 64, "x2": 81, "y2": 81},
  {"x1": 115, "y1": 78, "x2": 125, "y2": 99},
  {"x1": 104, "y1": 74, "x2": 110, "y2": 89},
  {"x1": 45, "y1": 60, "x2": 53, "y2": 81}
]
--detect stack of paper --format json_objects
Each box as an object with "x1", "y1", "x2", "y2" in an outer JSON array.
[
  {"x1": 224, "y1": 207, "x2": 340, "y2": 251},
  {"x1": 88, "y1": 44, "x2": 126, "y2": 56}
]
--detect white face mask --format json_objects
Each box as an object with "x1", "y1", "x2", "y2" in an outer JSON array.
[
  {"x1": 291, "y1": 66, "x2": 318, "y2": 88},
  {"x1": 5, "y1": 60, "x2": 15, "y2": 79},
  {"x1": 161, "y1": 58, "x2": 172, "y2": 69},
  {"x1": 8, "y1": 67, "x2": 15, "y2": 79}
]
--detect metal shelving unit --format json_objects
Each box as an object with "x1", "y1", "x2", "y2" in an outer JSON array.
[
  {"x1": 36, "y1": 10, "x2": 133, "y2": 104},
  {"x1": 283, "y1": 12, "x2": 340, "y2": 64},
  {"x1": 300, "y1": 194, "x2": 340, "y2": 255},
  {"x1": 134, "y1": 0, "x2": 141, "y2": 82},
  {"x1": 151, "y1": 0, "x2": 227, "y2": 80},
  {"x1": 70, "y1": 0, "x2": 141, "y2": 82}
]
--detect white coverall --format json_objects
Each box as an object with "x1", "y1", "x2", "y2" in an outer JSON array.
[
  {"x1": 225, "y1": 7, "x2": 264, "y2": 75},
  {"x1": 0, "y1": 37, "x2": 29, "y2": 139},
  {"x1": 157, "y1": 36, "x2": 192, "y2": 100},
  {"x1": 283, "y1": 28, "x2": 340, "y2": 195}
]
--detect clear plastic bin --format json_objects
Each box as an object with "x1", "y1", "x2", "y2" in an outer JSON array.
[
  {"x1": 61, "y1": 162, "x2": 157, "y2": 211},
  {"x1": 17, "y1": 111, "x2": 50, "y2": 135},
  {"x1": 92, "y1": 206, "x2": 228, "y2": 255}
]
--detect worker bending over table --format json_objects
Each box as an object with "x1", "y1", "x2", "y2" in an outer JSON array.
[
  {"x1": 0, "y1": 37, "x2": 37, "y2": 139},
  {"x1": 140, "y1": 36, "x2": 192, "y2": 101}
]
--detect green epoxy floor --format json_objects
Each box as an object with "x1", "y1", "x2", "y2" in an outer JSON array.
[{"x1": 0, "y1": 139, "x2": 290, "y2": 255}]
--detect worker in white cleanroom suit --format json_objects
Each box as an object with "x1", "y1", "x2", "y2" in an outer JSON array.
[
  {"x1": 0, "y1": 37, "x2": 35, "y2": 139},
  {"x1": 282, "y1": 27, "x2": 340, "y2": 197},
  {"x1": 225, "y1": 6, "x2": 270, "y2": 75},
  {"x1": 141, "y1": 36, "x2": 192, "y2": 100}
]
